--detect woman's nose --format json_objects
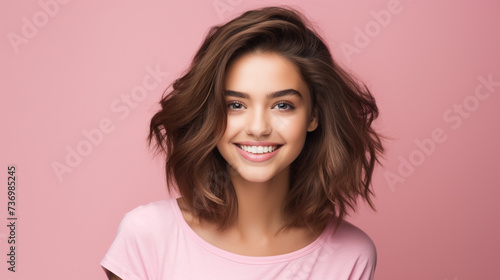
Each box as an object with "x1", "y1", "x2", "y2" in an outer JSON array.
[{"x1": 245, "y1": 108, "x2": 272, "y2": 137}]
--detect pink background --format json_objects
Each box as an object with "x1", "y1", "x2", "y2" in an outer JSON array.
[{"x1": 1, "y1": 0, "x2": 499, "y2": 279}]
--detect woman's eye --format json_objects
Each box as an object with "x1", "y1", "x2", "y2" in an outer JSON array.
[
  {"x1": 228, "y1": 101, "x2": 244, "y2": 110},
  {"x1": 274, "y1": 102, "x2": 295, "y2": 110}
]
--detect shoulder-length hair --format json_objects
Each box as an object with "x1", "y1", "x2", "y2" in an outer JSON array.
[{"x1": 149, "y1": 6, "x2": 385, "y2": 233}]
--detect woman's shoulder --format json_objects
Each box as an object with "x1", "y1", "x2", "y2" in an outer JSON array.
[
  {"x1": 325, "y1": 220, "x2": 377, "y2": 259},
  {"x1": 118, "y1": 198, "x2": 178, "y2": 234},
  {"x1": 125, "y1": 198, "x2": 173, "y2": 215},
  {"x1": 312, "y1": 220, "x2": 376, "y2": 276},
  {"x1": 101, "y1": 198, "x2": 180, "y2": 279}
]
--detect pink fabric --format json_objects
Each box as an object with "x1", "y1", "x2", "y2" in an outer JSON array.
[{"x1": 100, "y1": 198, "x2": 376, "y2": 279}]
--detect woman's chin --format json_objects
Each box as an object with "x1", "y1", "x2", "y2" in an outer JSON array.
[
  {"x1": 241, "y1": 175, "x2": 274, "y2": 184},
  {"x1": 230, "y1": 165, "x2": 288, "y2": 185}
]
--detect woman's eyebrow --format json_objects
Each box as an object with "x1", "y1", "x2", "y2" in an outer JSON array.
[{"x1": 224, "y1": 89, "x2": 303, "y2": 99}]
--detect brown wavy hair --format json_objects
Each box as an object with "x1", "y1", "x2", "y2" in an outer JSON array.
[{"x1": 149, "y1": 6, "x2": 385, "y2": 233}]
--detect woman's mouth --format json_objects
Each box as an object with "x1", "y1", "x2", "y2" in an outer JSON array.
[
  {"x1": 235, "y1": 144, "x2": 280, "y2": 154},
  {"x1": 234, "y1": 143, "x2": 283, "y2": 163}
]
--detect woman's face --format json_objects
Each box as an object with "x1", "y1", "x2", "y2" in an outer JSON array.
[{"x1": 216, "y1": 51, "x2": 318, "y2": 183}]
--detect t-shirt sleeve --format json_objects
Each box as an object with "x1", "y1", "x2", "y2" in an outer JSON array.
[
  {"x1": 353, "y1": 240, "x2": 377, "y2": 280},
  {"x1": 100, "y1": 211, "x2": 152, "y2": 280},
  {"x1": 328, "y1": 221, "x2": 377, "y2": 280},
  {"x1": 348, "y1": 226, "x2": 377, "y2": 280}
]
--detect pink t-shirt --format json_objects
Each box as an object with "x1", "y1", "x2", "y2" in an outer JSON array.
[{"x1": 100, "y1": 197, "x2": 376, "y2": 280}]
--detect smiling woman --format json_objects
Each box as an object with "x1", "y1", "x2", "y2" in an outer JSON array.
[
  {"x1": 217, "y1": 52, "x2": 318, "y2": 185},
  {"x1": 101, "y1": 5, "x2": 384, "y2": 280}
]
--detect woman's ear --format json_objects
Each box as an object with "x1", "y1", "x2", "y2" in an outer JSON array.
[{"x1": 307, "y1": 108, "x2": 319, "y2": 132}]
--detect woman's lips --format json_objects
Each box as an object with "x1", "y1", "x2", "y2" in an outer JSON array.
[{"x1": 234, "y1": 143, "x2": 282, "y2": 162}]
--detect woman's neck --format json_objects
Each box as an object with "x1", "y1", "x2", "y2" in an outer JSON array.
[
  {"x1": 177, "y1": 166, "x2": 324, "y2": 256},
  {"x1": 227, "y1": 166, "x2": 290, "y2": 240}
]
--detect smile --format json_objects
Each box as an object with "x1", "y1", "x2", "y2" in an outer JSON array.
[
  {"x1": 236, "y1": 145, "x2": 279, "y2": 154},
  {"x1": 234, "y1": 143, "x2": 283, "y2": 163}
]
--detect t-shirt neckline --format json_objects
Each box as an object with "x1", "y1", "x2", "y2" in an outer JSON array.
[{"x1": 169, "y1": 196, "x2": 335, "y2": 265}]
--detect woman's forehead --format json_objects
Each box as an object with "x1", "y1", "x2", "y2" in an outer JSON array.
[{"x1": 224, "y1": 52, "x2": 309, "y2": 99}]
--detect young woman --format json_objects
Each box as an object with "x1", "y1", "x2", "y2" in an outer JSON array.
[{"x1": 101, "y1": 6, "x2": 384, "y2": 280}]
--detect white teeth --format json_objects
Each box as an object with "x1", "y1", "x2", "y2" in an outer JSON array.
[{"x1": 239, "y1": 145, "x2": 279, "y2": 154}]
